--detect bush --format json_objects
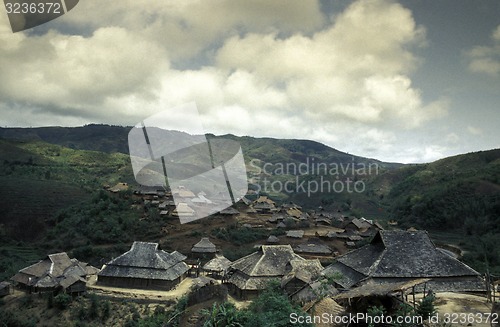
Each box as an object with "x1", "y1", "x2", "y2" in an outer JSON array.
[
  {"x1": 416, "y1": 294, "x2": 436, "y2": 320},
  {"x1": 54, "y1": 293, "x2": 72, "y2": 310}
]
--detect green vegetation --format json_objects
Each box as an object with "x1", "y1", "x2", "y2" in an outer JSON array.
[
  {"x1": 211, "y1": 224, "x2": 268, "y2": 245},
  {"x1": 198, "y1": 280, "x2": 311, "y2": 327},
  {"x1": 416, "y1": 294, "x2": 436, "y2": 320},
  {"x1": 0, "y1": 307, "x2": 38, "y2": 327},
  {"x1": 0, "y1": 245, "x2": 42, "y2": 282},
  {"x1": 71, "y1": 294, "x2": 113, "y2": 324},
  {"x1": 0, "y1": 125, "x2": 499, "y2": 277},
  {"x1": 123, "y1": 296, "x2": 188, "y2": 327},
  {"x1": 376, "y1": 149, "x2": 500, "y2": 273},
  {"x1": 201, "y1": 302, "x2": 245, "y2": 327},
  {"x1": 54, "y1": 293, "x2": 72, "y2": 310}
]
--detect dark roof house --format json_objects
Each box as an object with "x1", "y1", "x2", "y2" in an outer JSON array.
[
  {"x1": 10, "y1": 252, "x2": 94, "y2": 294},
  {"x1": 295, "y1": 243, "x2": 332, "y2": 255},
  {"x1": 227, "y1": 245, "x2": 305, "y2": 299},
  {"x1": 286, "y1": 230, "x2": 304, "y2": 238},
  {"x1": 191, "y1": 238, "x2": 217, "y2": 254},
  {"x1": 98, "y1": 242, "x2": 189, "y2": 290},
  {"x1": 203, "y1": 255, "x2": 232, "y2": 277},
  {"x1": 323, "y1": 230, "x2": 484, "y2": 292},
  {"x1": 219, "y1": 207, "x2": 240, "y2": 216},
  {"x1": 267, "y1": 235, "x2": 280, "y2": 244},
  {"x1": 281, "y1": 259, "x2": 324, "y2": 297}
]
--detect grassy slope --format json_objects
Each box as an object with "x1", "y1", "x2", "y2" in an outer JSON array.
[
  {"x1": 0, "y1": 126, "x2": 404, "y2": 211},
  {"x1": 0, "y1": 139, "x2": 137, "y2": 279},
  {"x1": 369, "y1": 149, "x2": 500, "y2": 273}
]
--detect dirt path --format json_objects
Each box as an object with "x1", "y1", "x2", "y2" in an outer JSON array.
[
  {"x1": 87, "y1": 277, "x2": 194, "y2": 301},
  {"x1": 416, "y1": 292, "x2": 495, "y2": 327}
]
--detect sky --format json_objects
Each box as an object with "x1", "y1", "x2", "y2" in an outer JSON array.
[{"x1": 0, "y1": 0, "x2": 499, "y2": 163}]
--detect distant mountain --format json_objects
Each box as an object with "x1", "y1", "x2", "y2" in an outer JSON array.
[
  {"x1": 0, "y1": 125, "x2": 400, "y2": 167},
  {"x1": 0, "y1": 126, "x2": 499, "y2": 273},
  {"x1": 0, "y1": 125, "x2": 403, "y2": 207},
  {"x1": 0, "y1": 124, "x2": 131, "y2": 154}
]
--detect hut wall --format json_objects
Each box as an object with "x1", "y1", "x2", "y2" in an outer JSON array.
[
  {"x1": 284, "y1": 279, "x2": 307, "y2": 295},
  {"x1": 0, "y1": 284, "x2": 13, "y2": 297},
  {"x1": 66, "y1": 281, "x2": 87, "y2": 295},
  {"x1": 97, "y1": 276, "x2": 178, "y2": 290},
  {"x1": 368, "y1": 276, "x2": 485, "y2": 293},
  {"x1": 187, "y1": 284, "x2": 228, "y2": 306}
]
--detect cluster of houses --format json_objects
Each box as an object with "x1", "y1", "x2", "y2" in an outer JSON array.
[
  {"x1": 3, "y1": 230, "x2": 486, "y2": 320},
  {"x1": 1, "y1": 187, "x2": 490, "y2": 318}
]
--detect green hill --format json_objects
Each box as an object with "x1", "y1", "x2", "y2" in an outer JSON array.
[
  {"x1": 0, "y1": 125, "x2": 402, "y2": 209},
  {"x1": 370, "y1": 149, "x2": 500, "y2": 272},
  {"x1": 0, "y1": 126, "x2": 499, "y2": 274},
  {"x1": 0, "y1": 139, "x2": 134, "y2": 242}
]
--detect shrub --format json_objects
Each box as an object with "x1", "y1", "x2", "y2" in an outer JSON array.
[
  {"x1": 416, "y1": 294, "x2": 436, "y2": 320},
  {"x1": 54, "y1": 293, "x2": 72, "y2": 310}
]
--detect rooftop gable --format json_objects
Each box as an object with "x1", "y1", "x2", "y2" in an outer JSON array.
[
  {"x1": 107, "y1": 241, "x2": 187, "y2": 270},
  {"x1": 230, "y1": 245, "x2": 304, "y2": 277},
  {"x1": 335, "y1": 230, "x2": 480, "y2": 279}
]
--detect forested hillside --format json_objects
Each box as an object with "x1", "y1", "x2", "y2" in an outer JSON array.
[
  {"x1": 373, "y1": 149, "x2": 500, "y2": 273},
  {"x1": 0, "y1": 126, "x2": 499, "y2": 275}
]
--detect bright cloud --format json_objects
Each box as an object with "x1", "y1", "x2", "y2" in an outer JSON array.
[
  {"x1": 0, "y1": 0, "x2": 460, "y2": 163},
  {"x1": 467, "y1": 25, "x2": 500, "y2": 76}
]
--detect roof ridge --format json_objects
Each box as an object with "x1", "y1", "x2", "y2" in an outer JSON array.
[
  {"x1": 250, "y1": 247, "x2": 267, "y2": 276},
  {"x1": 368, "y1": 247, "x2": 387, "y2": 275}
]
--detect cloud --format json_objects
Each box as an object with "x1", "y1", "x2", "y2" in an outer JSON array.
[
  {"x1": 59, "y1": 0, "x2": 325, "y2": 61},
  {"x1": 0, "y1": 0, "x2": 452, "y2": 162},
  {"x1": 214, "y1": 0, "x2": 445, "y2": 130},
  {"x1": 467, "y1": 25, "x2": 500, "y2": 76},
  {"x1": 467, "y1": 126, "x2": 483, "y2": 136}
]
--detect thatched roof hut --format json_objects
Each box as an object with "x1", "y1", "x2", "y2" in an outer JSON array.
[
  {"x1": 97, "y1": 242, "x2": 189, "y2": 290},
  {"x1": 323, "y1": 230, "x2": 485, "y2": 292},
  {"x1": 267, "y1": 235, "x2": 279, "y2": 244},
  {"x1": 286, "y1": 230, "x2": 304, "y2": 239},
  {"x1": 303, "y1": 297, "x2": 345, "y2": 327},
  {"x1": 227, "y1": 245, "x2": 305, "y2": 299},
  {"x1": 219, "y1": 207, "x2": 240, "y2": 216},
  {"x1": 203, "y1": 255, "x2": 232, "y2": 277},
  {"x1": 281, "y1": 259, "x2": 324, "y2": 292},
  {"x1": 191, "y1": 238, "x2": 217, "y2": 254},
  {"x1": 10, "y1": 252, "x2": 94, "y2": 295},
  {"x1": 295, "y1": 243, "x2": 332, "y2": 255}
]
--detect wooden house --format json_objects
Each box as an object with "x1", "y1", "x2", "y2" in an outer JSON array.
[
  {"x1": 286, "y1": 230, "x2": 304, "y2": 239},
  {"x1": 227, "y1": 245, "x2": 305, "y2": 299},
  {"x1": 281, "y1": 259, "x2": 323, "y2": 296},
  {"x1": 191, "y1": 238, "x2": 217, "y2": 259},
  {"x1": 323, "y1": 230, "x2": 485, "y2": 292},
  {"x1": 219, "y1": 207, "x2": 240, "y2": 216},
  {"x1": 203, "y1": 255, "x2": 232, "y2": 279},
  {"x1": 10, "y1": 252, "x2": 95, "y2": 295},
  {"x1": 97, "y1": 242, "x2": 189, "y2": 290},
  {"x1": 252, "y1": 196, "x2": 277, "y2": 214},
  {"x1": 294, "y1": 243, "x2": 332, "y2": 256}
]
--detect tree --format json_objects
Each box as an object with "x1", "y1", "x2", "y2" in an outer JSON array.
[
  {"x1": 416, "y1": 293, "x2": 436, "y2": 320},
  {"x1": 201, "y1": 302, "x2": 244, "y2": 327}
]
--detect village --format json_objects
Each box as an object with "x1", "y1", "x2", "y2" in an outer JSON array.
[{"x1": 1, "y1": 182, "x2": 499, "y2": 326}]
